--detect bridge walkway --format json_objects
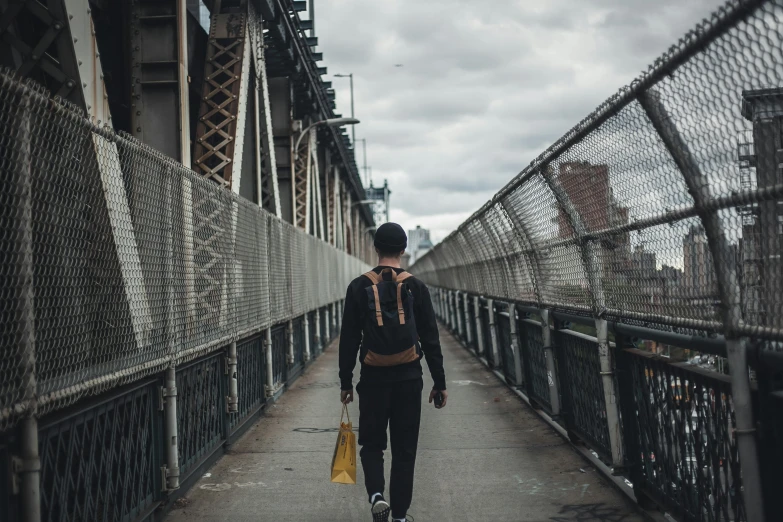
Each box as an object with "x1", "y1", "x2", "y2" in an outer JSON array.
[{"x1": 166, "y1": 326, "x2": 644, "y2": 522}]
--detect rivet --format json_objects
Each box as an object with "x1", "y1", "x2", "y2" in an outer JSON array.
[
  {"x1": 137, "y1": 127, "x2": 142, "y2": 132},
  {"x1": 136, "y1": 111, "x2": 141, "y2": 116},
  {"x1": 54, "y1": 23, "x2": 62, "y2": 30},
  {"x1": 32, "y1": 54, "x2": 38, "y2": 60}
]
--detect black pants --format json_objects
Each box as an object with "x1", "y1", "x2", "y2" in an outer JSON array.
[{"x1": 357, "y1": 378, "x2": 423, "y2": 519}]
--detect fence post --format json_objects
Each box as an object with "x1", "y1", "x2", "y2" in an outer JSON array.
[
  {"x1": 509, "y1": 304, "x2": 523, "y2": 387},
  {"x1": 640, "y1": 90, "x2": 764, "y2": 518},
  {"x1": 162, "y1": 366, "x2": 180, "y2": 490},
  {"x1": 542, "y1": 164, "x2": 624, "y2": 470},
  {"x1": 455, "y1": 293, "x2": 465, "y2": 340},
  {"x1": 445, "y1": 291, "x2": 453, "y2": 329},
  {"x1": 314, "y1": 309, "x2": 322, "y2": 355},
  {"x1": 303, "y1": 314, "x2": 311, "y2": 362},
  {"x1": 264, "y1": 328, "x2": 275, "y2": 396},
  {"x1": 286, "y1": 320, "x2": 295, "y2": 364},
  {"x1": 597, "y1": 318, "x2": 624, "y2": 470},
  {"x1": 487, "y1": 299, "x2": 500, "y2": 367},
  {"x1": 325, "y1": 306, "x2": 332, "y2": 344},
  {"x1": 474, "y1": 296, "x2": 485, "y2": 356},
  {"x1": 226, "y1": 342, "x2": 238, "y2": 413},
  {"x1": 541, "y1": 309, "x2": 561, "y2": 417},
  {"x1": 463, "y1": 292, "x2": 473, "y2": 345}
]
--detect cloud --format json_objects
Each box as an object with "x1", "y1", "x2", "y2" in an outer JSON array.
[{"x1": 314, "y1": 0, "x2": 724, "y2": 241}]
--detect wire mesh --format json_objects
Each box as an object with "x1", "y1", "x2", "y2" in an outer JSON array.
[
  {"x1": 410, "y1": 0, "x2": 783, "y2": 342},
  {"x1": 0, "y1": 69, "x2": 369, "y2": 432}
]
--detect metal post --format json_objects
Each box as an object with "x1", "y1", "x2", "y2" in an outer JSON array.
[
  {"x1": 264, "y1": 328, "x2": 275, "y2": 395},
  {"x1": 15, "y1": 91, "x2": 40, "y2": 522},
  {"x1": 597, "y1": 318, "x2": 623, "y2": 469},
  {"x1": 287, "y1": 320, "x2": 295, "y2": 364},
  {"x1": 640, "y1": 90, "x2": 764, "y2": 519},
  {"x1": 19, "y1": 417, "x2": 40, "y2": 522},
  {"x1": 450, "y1": 291, "x2": 457, "y2": 331},
  {"x1": 455, "y1": 292, "x2": 465, "y2": 340},
  {"x1": 463, "y1": 292, "x2": 473, "y2": 345},
  {"x1": 541, "y1": 309, "x2": 561, "y2": 416},
  {"x1": 509, "y1": 304, "x2": 523, "y2": 387},
  {"x1": 303, "y1": 313, "x2": 311, "y2": 361},
  {"x1": 163, "y1": 366, "x2": 180, "y2": 490},
  {"x1": 325, "y1": 307, "x2": 332, "y2": 344},
  {"x1": 474, "y1": 296, "x2": 485, "y2": 356},
  {"x1": 487, "y1": 299, "x2": 500, "y2": 367},
  {"x1": 226, "y1": 342, "x2": 238, "y2": 413},
  {"x1": 314, "y1": 309, "x2": 322, "y2": 355},
  {"x1": 542, "y1": 162, "x2": 624, "y2": 469},
  {"x1": 349, "y1": 74, "x2": 355, "y2": 147}
]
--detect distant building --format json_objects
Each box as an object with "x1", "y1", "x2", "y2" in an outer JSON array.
[
  {"x1": 556, "y1": 162, "x2": 629, "y2": 241},
  {"x1": 554, "y1": 161, "x2": 630, "y2": 278},
  {"x1": 408, "y1": 225, "x2": 432, "y2": 266},
  {"x1": 683, "y1": 224, "x2": 717, "y2": 299}
]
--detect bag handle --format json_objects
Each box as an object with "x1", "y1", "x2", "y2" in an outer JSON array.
[{"x1": 340, "y1": 403, "x2": 351, "y2": 425}]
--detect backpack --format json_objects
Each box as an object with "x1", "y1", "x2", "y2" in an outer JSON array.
[{"x1": 361, "y1": 268, "x2": 420, "y2": 367}]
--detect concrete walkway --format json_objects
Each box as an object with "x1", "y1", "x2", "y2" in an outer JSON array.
[{"x1": 167, "y1": 326, "x2": 643, "y2": 522}]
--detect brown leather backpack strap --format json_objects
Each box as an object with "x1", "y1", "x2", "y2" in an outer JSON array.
[
  {"x1": 371, "y1": 285, "x2": 383, "y2": 326},
  {"x1": 363, "y1": 271, "x2": 381, "y2": 285},
  {"x1": 396, "y1": 271, "x2": 413, "y2": 283},
  {"x1": 396, "y1": 282, "x2": 405, "y2": 325}
]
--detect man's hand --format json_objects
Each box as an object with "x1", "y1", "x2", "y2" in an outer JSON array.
[
  {"x1": 341, "y1": 389, "x2": 354, "y2": 404},
  {"x1": 428, "y1": 389, "x2": 448, "y2": 409}
]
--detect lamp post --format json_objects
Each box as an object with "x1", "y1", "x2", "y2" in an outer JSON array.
[
  {"x1": 294, "y1": 117, "x2": 360, "y2": 152},
  {"x1": 334, "y1": 74, "x2": 355, "y2": 147},
  {"x1": 355, "y1": 138, "x2": 368, "y2": 186}
]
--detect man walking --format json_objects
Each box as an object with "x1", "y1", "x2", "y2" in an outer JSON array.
[{"x1": 339, "y1": 223, "x2": 448, "y2": 522}]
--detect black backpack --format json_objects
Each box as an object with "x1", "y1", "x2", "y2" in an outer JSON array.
[{"x1": 361, "y1": 268, "x2": 420, "y2": 367}]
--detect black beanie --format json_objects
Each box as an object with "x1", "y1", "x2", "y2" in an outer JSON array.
[{"x1": 374, "y1": 222, "x2": 407, "y2": 252}]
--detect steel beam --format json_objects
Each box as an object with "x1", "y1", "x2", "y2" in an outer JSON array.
[
  {"x1": 248, "y1": 2, "x2": 280, "y2": 216},
  {"x1": 129, "y1": 0, "x2": 190, "y2": 162},
  {"x1": 193, "y1": 0, "x2": 249, "y2": 186}
]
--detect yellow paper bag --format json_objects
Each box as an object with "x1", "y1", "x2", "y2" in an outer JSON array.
[{"x1": 331, "y1": 404, "x2": 356, "y2": 484}]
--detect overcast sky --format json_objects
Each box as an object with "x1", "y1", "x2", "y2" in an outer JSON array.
[{"x1": 314, "y1": 0, "x2": 724, "y2": 243}]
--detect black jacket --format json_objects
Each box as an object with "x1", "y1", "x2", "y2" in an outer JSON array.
[{"x1": 339, "y1": 266, "x2": 446, "y2": 391}]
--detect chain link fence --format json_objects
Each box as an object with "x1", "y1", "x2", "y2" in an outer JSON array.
[
  {"x1": 0, "y1": 69, "x2": 369, "y2": 433},
  {"x1": 412, "y1": 0, "x2": 783, "y2": 344}
]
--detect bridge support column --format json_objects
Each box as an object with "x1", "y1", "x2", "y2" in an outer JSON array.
[
  {"x1": 287, "y1": 320, "x2": 295, "y2": 364},
  {"x1": 303, "y1": 314, "x2": 311, "y2": 362},
  {"x1": 541, "y1": 309, "x2": 561, "y2": 417},
  {"x1": 226, "y1": 342, "x2": 238, "y2": 413},
  {"x1": 162, "y1": 366, "x2": 180, "y2": 490},
  {"x1": 487, "y1": 299, "x2": 500, "y2": 367},
  {"x1": 463, "y1": 292, "x2": 473, "y2": 345},
  {"x1": 474, "y1": 296, "x2": 484, "y2": 356}
]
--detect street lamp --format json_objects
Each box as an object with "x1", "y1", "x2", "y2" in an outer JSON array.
[
  {"x1": 355, "y1": 138, "x2": 368, "y2": 186},
  {"x1": 334, "y1": 73, "x2": 355, "y2": 147},
  {"x1": 294, "y1": 117, "x2": 360, "y2": 151}
]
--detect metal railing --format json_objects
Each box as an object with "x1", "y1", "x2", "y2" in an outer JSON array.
[
  {"x1": 432, "y1": 288, "x2": 776, "y2": 521},
  {"x1": 415, "y1": 2, "x2": 783, "y2": 519}
]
